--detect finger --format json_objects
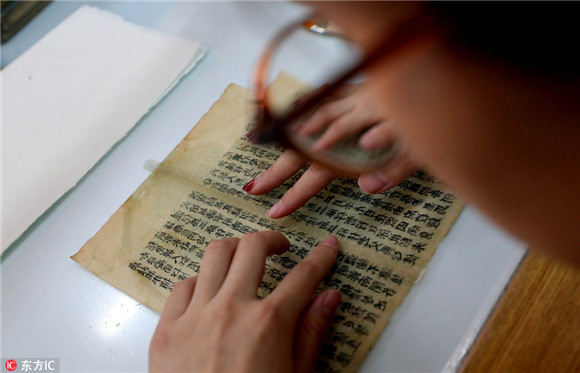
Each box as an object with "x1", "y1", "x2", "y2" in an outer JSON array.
[
  {"x1": 297, "y1": 98, "x2": 354, "y2": 136},
  {"x1": 267, "y1": 236, "x2": 339, "y2": 319},
  {"x1": 358, "y1": 150, "x2": 418, "y2": 194},
  {"x1": 310, "y1": 109, "x2": 380, "y2": 152},
  {"x1": 294, "y1": 289, "x2": 341, "y2": 373},
  {"x1": 359, "y1": 120, "x2": 396, "y2": 150},
  {"x1": 189, "y1": 237, "x2": 239, "y2": 308},
  {"x1": 221, "y1": 231, "x2": 291, "y2": 298},
  {"x1": 160, "y1": 276, "x2": 197, "y2": 321},
  {"x1": 266, "y1": 163, "x2": 337, "y2": 219},
  {"x1": 244, "y1": 149, "x2": 307, "y2": 195}
]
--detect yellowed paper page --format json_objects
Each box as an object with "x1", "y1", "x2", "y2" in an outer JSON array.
[{"x1": 73, "y1": 75, "x2": 463, "y2": 372}]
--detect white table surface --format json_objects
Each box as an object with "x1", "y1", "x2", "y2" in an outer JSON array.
[{"x1": 1, "y1": 2, "x2": 526, "y2": 372}]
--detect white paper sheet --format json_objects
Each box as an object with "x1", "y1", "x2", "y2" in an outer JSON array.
[{"x1": 1, "y1": 5, "x2": 205, "y2": 252}]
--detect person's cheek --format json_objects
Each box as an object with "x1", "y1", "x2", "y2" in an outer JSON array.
[
  {"x1": 366, "y1": 59, "x2": 444, "y2": 166},
  {"x1": 367, "y1": 46, "x2": 481, "y2": 184}
]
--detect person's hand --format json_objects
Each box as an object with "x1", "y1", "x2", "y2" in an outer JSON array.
[
  {"x1": 149, "y1": 231, "x2": 341, "y2": 373},
  {"x1": 244, "y1": 85, "x2": 418, "y2": 219}
]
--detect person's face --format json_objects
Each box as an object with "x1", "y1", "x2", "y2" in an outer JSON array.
[{"x1": 308, "y1": 2, "x2": 579, "y2": 260}]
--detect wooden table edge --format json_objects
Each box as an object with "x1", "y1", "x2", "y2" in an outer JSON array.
[{"x1": 459, "y1": 250, "x2": 580, "y2": 372}]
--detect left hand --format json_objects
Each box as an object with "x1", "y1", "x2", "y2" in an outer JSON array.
[
  {"x1": 149, "y1": 231, "x2": 341, "y2": 373},
  {"x1": 244, "y1": 84, "x2": 418, "y2": 219}
]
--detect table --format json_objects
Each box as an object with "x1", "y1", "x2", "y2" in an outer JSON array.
[{"x1": 1, "y1": 2, "x2": 527, "y2": 372}]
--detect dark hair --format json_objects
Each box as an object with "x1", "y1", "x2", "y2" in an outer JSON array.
[{"x1": 429, "y1": 2, "x2": 579, "y2": 76}]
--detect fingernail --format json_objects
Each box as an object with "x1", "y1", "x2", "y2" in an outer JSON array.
[
  {"x1": 359, "y1": 134, "x2": 380, "y2": 150},
  {"x1": 359, "y1": 172, "x2": 391, "y2": 194},
  {"x1": 321, "y1": 235, "x2": 339, "y2": 247},
  {"x1": 266, "y1": 201, "x2": 282, "y2": 218},
  {"x1": 246, "y1": 129, "x2": 258, "y2": 144},
  {"x1": 322, "y1": 290, "x2": 341, "y2": 316},
  {"x1": 242, "y1": 179, "x2": 255, "y2": 192}
]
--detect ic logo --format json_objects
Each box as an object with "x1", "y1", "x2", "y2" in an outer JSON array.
[{"x1": 5, "y1": 359, "x2": 17, "y2": 371}]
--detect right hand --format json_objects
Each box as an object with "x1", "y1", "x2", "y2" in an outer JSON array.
[
  {"x1": 244, "y1": 85, "x2": 418, "y2": 219},
  {"x1": 149, "y1": 231, "x2": 340, "y2": 373}
]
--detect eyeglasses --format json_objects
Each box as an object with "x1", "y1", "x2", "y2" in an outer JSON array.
[{"x1": 251, "y1": 12, "x2": 439, "y2": 175}]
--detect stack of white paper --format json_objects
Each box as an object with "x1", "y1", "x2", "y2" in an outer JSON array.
[{"x1": 1, "y1": 5, "x2": 206, "y2": 252}]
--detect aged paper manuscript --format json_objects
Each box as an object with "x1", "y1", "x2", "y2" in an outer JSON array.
[{"x1": 73, "y1": 74, "x2": 463, "y2": 373}]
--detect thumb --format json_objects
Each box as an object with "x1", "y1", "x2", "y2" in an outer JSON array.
[{"x1": 293, "y1": 289, "x2": 341, "y2": 373}]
